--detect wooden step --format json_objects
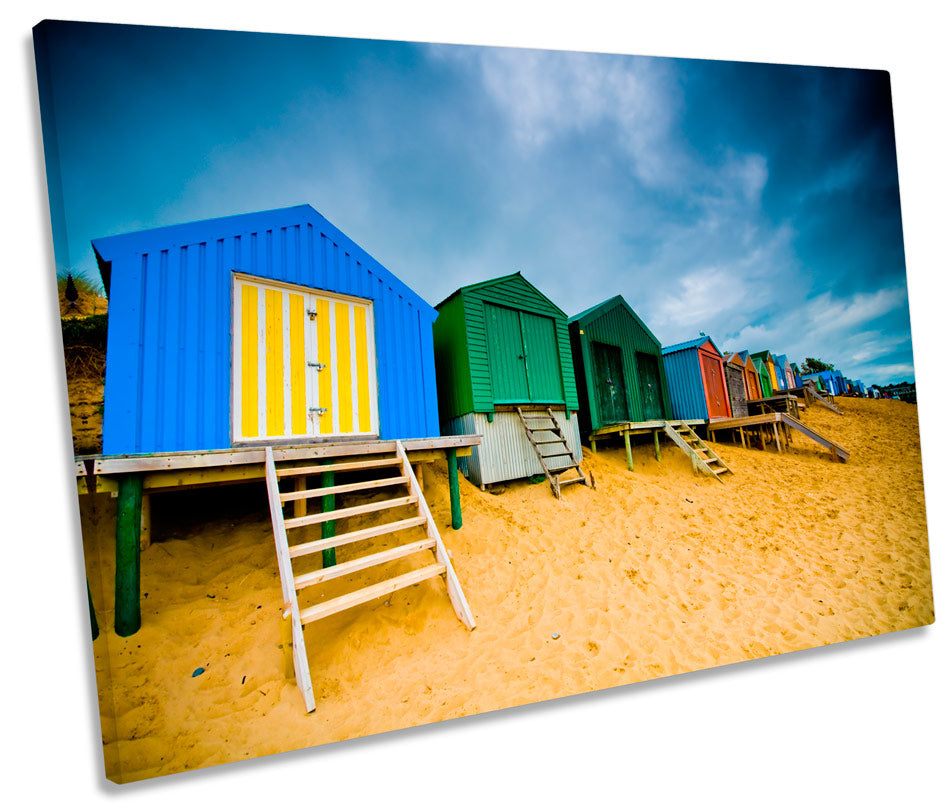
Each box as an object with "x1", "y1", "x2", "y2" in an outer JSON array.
[
  {"x1": 298, "y1": 563, "x2": 446, "y2": 625},
  {"x1": 293, "y1": 539, "x2": 436, "y2": 589},
  {"x1": 276, "y1": 456, "x2": 402, "y2": 478},
  {"x1": 288, "y1": 516, "x2": 427, "y2": 559},
  {"x1": 284, "y1": 495, "x2": 417, "y2": 530},
  {"x1": 557, "y1": 475, "x2": 587, "y2": 486},
  {"x1": 280, "y1": 475, "x2": 408, "y2": 502}
]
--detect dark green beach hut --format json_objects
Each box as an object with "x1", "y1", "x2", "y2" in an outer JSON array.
[
  {"x1": 433, "y1": 272, "x2": 582, "y2": 487},
  {"x1": 568, "y1": 295, "x2": 672, "y2": 436}
]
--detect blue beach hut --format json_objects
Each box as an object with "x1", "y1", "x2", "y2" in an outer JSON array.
[{"x1": 93, "y1": 204, "x2": 440, "y2": 455}]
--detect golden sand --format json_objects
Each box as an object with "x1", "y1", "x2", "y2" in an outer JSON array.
[{"x1": 81, "y1": 397, "x2": 932, "y2": 782}]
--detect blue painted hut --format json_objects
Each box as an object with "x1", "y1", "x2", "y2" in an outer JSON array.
[
  {"x1": 773, "y1": 353, "x2": 791, "y2": 391},
  {"x1": 93, "y1": 204, "x2": 440, "y2": 455},
  {"x1": 661, "y1": 336, "x2": 732, "y2": 421},
  {"x1": 789, "y1": 362, "x2": 804, "y2": 389}
]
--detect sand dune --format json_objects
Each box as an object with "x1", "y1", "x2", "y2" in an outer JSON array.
[{"x1": 81, "y1": 397, "x2": 932, "y2": 782}]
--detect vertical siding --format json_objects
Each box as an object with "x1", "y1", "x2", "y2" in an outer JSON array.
[
  {"x1": 662, "y1": 348, "x2": 708, "y2": 421},
  {"x1": 724, "y1": 363, "x2": 748, "y2": 417},
  {"x1": 454, "y1": 275, "x2": 578, "y2": 414},
  {"x1": 99, "y1": 205, "x2": 439, "y2": 454},
  {"x1": 446, "y1": 410, "x2": 583, "y2": 487},
  {"x1": 573, "y1": 301, "x2": 672, "y2": 429}
]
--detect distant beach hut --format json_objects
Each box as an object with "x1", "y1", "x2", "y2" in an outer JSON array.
[
  {"x1": 722, "y1": 354, "x2": 750, "y2": 418},
  {"x1": 662, "y1": 335, "x2": 732, "y2": 421},
  {"x1": 753, "y1": 357, "x2": 774, "y2": 398},
  {"x1": 832, "y1": 370, "x2": 847, "y2": 395},
  {"x1": 730, "y1": 351, "x2": 763, "y2": 400},
  {"x1": 568, "y1": 295, "x2": 672, "y2": 436},
  {"x1": 773, "y1": 354, "x2": 793, "y2": 391},
  {"x1": 92, "y1": 204, "x2": 440, "y2": 454},
  {"x1": 802, "y1": 370, "x2": 834, "y2": 394},
  {"x1": 751, "y1": 350, "x2": 779, "y2": 391},
  {"x1": 433, "y1": 272, "x2": 583, "y2": 488},
  {"x1": 790, "y1": 362, "x2": 804, "y2": 389}
]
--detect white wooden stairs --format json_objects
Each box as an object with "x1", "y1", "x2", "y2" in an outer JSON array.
[
  {"x1": 264, "y1": 441, "x2": 475, "y2": 712},
  {"x1": 663, "y1": 421, "x2": 732, "y2": 482},
  {"x1": 516, "y1": 406, "x2": 594, "y2": 498}
]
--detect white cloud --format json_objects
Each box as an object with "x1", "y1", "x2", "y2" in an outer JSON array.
[{"x1": 434, "y1": 45, "x2": 684, "y2": 189}]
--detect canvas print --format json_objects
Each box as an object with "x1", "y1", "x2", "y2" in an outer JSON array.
[{"x1": 33, "y1": 20, "x2": 933, "y2": 783}]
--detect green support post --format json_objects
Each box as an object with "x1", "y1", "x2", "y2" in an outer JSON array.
[
  {"x1": 115, "y1": 473, "x2": 143, "y2": 637},
  {"x1": 653, "y1": 429, "x2": 661, "y2": 461},
  {"x1": 87, "y1": 579, "x2": 99, "y2": 641},
  {"x1": 623, "y1": 431, "x2": 633, "y2": 471},
  {"x1": 447, "y1": 448, "x2": 462, "y2": 530},
  {"x1": 321, "y1": 462, "x2": 336, "y2": 568}
]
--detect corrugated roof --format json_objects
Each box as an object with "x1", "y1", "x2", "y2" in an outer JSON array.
[
  {"x1": 662, "y1": 334, "x2": 724, "y2": 357},
  {"x1": 93, "y1": 203, "x2": 435, "y2": 319}
]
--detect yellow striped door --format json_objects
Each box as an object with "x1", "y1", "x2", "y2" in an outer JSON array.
[{"x1": 232, "y1": 274, "x2": 378, "y2": 441}]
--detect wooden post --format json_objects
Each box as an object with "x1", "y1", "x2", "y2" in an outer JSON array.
[
  {"x1": 653, "y1": 429, "x2": 661, "y2": 461},
  {"x1": 115, "y1": 473, "x2": 143, "y2": 637},
  {"x1": 447, "y1": 449, "x2": 463, "y2": 530},
  {"x1": 590, "y1": 437, "x2": 597, "y2": 454},
  {"x1": 773, "y1": 423, "x2": 783, "y2": 453},
  {"x1": 294, "y1": 475, "x2": 307, "y2": 519},
  {"x1": 623, "y1": 431, "x2": 633, "y2": 471},
  {"x1": 320, "y1": 463, "x2": 336, "y2": 568},
  {"x1": 140, "y1": 492, "x2": 152, "y2": 549},
  {"x1": 414, "y1": 464, "x2": 424, "y2": 491},
  {"x1": 739, "y1": 427, "x2": 746, "y2": 448},
  {"x1": 87, "y1": 579, "x2": 99, "y2": 641}
]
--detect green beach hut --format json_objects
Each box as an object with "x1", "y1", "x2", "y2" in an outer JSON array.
[
  {"x1": 568, "y1": 295, "x2": 672, "y2": 437},
  {"x1": 433, "y1": 272, "x2": 583, "y2": 488},
  {"x1": 752, "y1": 357, "x2": 774, "y2": 398}
]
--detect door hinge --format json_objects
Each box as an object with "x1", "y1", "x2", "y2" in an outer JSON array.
[
  {"x1": 307, "y1": 361, "x2": 325, "y2": 370},
  {"x1": 308, "y1": 407, "x2": 327, "y2": 415}
]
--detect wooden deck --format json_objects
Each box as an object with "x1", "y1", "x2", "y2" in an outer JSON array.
[
  {"x1": 81, "y1": 435, "x2": 483, "y2": 639},
  {"x1": 709, "y1": 413, "x2": 848, "y2": 462},
  {"x1": 76, "y1": 435, "x2": 480, "y2": 494},
  {"x1": 588, "y1": 419, "x2": 705, "y2": 470}
]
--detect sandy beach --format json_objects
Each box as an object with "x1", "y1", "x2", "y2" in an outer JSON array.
[{"x1": 80, "y1": 396, "x2": 932, "y2": 782}]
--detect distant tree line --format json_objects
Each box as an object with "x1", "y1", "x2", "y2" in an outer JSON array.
[{"x1": 800, "y1": 357, "x2": 834, "y2": 373}]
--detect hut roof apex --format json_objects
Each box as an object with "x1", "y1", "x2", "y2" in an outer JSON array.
[
  {"x1": 568, "y1": 294, "x2": 662, "y2": 347},
  {"x1": 662, "y1": 334, "x2": 724, "y2": 357}
]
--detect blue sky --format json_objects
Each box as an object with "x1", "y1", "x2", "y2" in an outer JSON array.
[{"x1": 35, "y1": 20, "x2": 914, "y2": 386}]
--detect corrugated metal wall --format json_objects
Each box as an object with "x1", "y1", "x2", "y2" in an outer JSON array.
[
  {"x1": 97, "y1": 205, "x2": 440, "y2": 455},
  {"x1": 662, "y1": 348, "x2": 708, "y2": 420},
  {"x1": 447, "y1": 410, "x2": 583, "y2": 487}
]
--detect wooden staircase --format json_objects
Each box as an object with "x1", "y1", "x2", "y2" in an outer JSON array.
[
  {"x1": 662, "y1": 421, "x2": 732, "y2": 482},
  {"x1": 264, "y1": 441, "x2": 475, "y2": 712},
  {"x1": 516, "y1": 406, "x2": 594, "y2": 498}
]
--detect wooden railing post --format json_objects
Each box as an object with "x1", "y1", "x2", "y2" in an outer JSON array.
[
  {"x1": 115, "y1": 473, "x2": 143, "y2": 636},
  {"x1": 321, "y1": 461, "x2": 337, "y2": 567},
  {"x1": 446, "y1": 448, "x2": 462, "y2": 529}
]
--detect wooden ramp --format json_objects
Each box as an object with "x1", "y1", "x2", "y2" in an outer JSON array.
[
  {"x1": 662, "y1": 421, "x2": 732, "y2": 482},
  {"x1": 264, "y1": 441, "x2": 475, "y2": 713},
  {"x1": 780, "y1": 413, "x2": 849, "y2": 461},
  {"x1": 709, "y1": 412, "x2": 849, "y2": 462},
  {"x1": 516, "y1": 406, "x2": 593, "y2": 498},
  {"x1": 805, "y1": 385, "x2": 843, "y2": 415}
]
